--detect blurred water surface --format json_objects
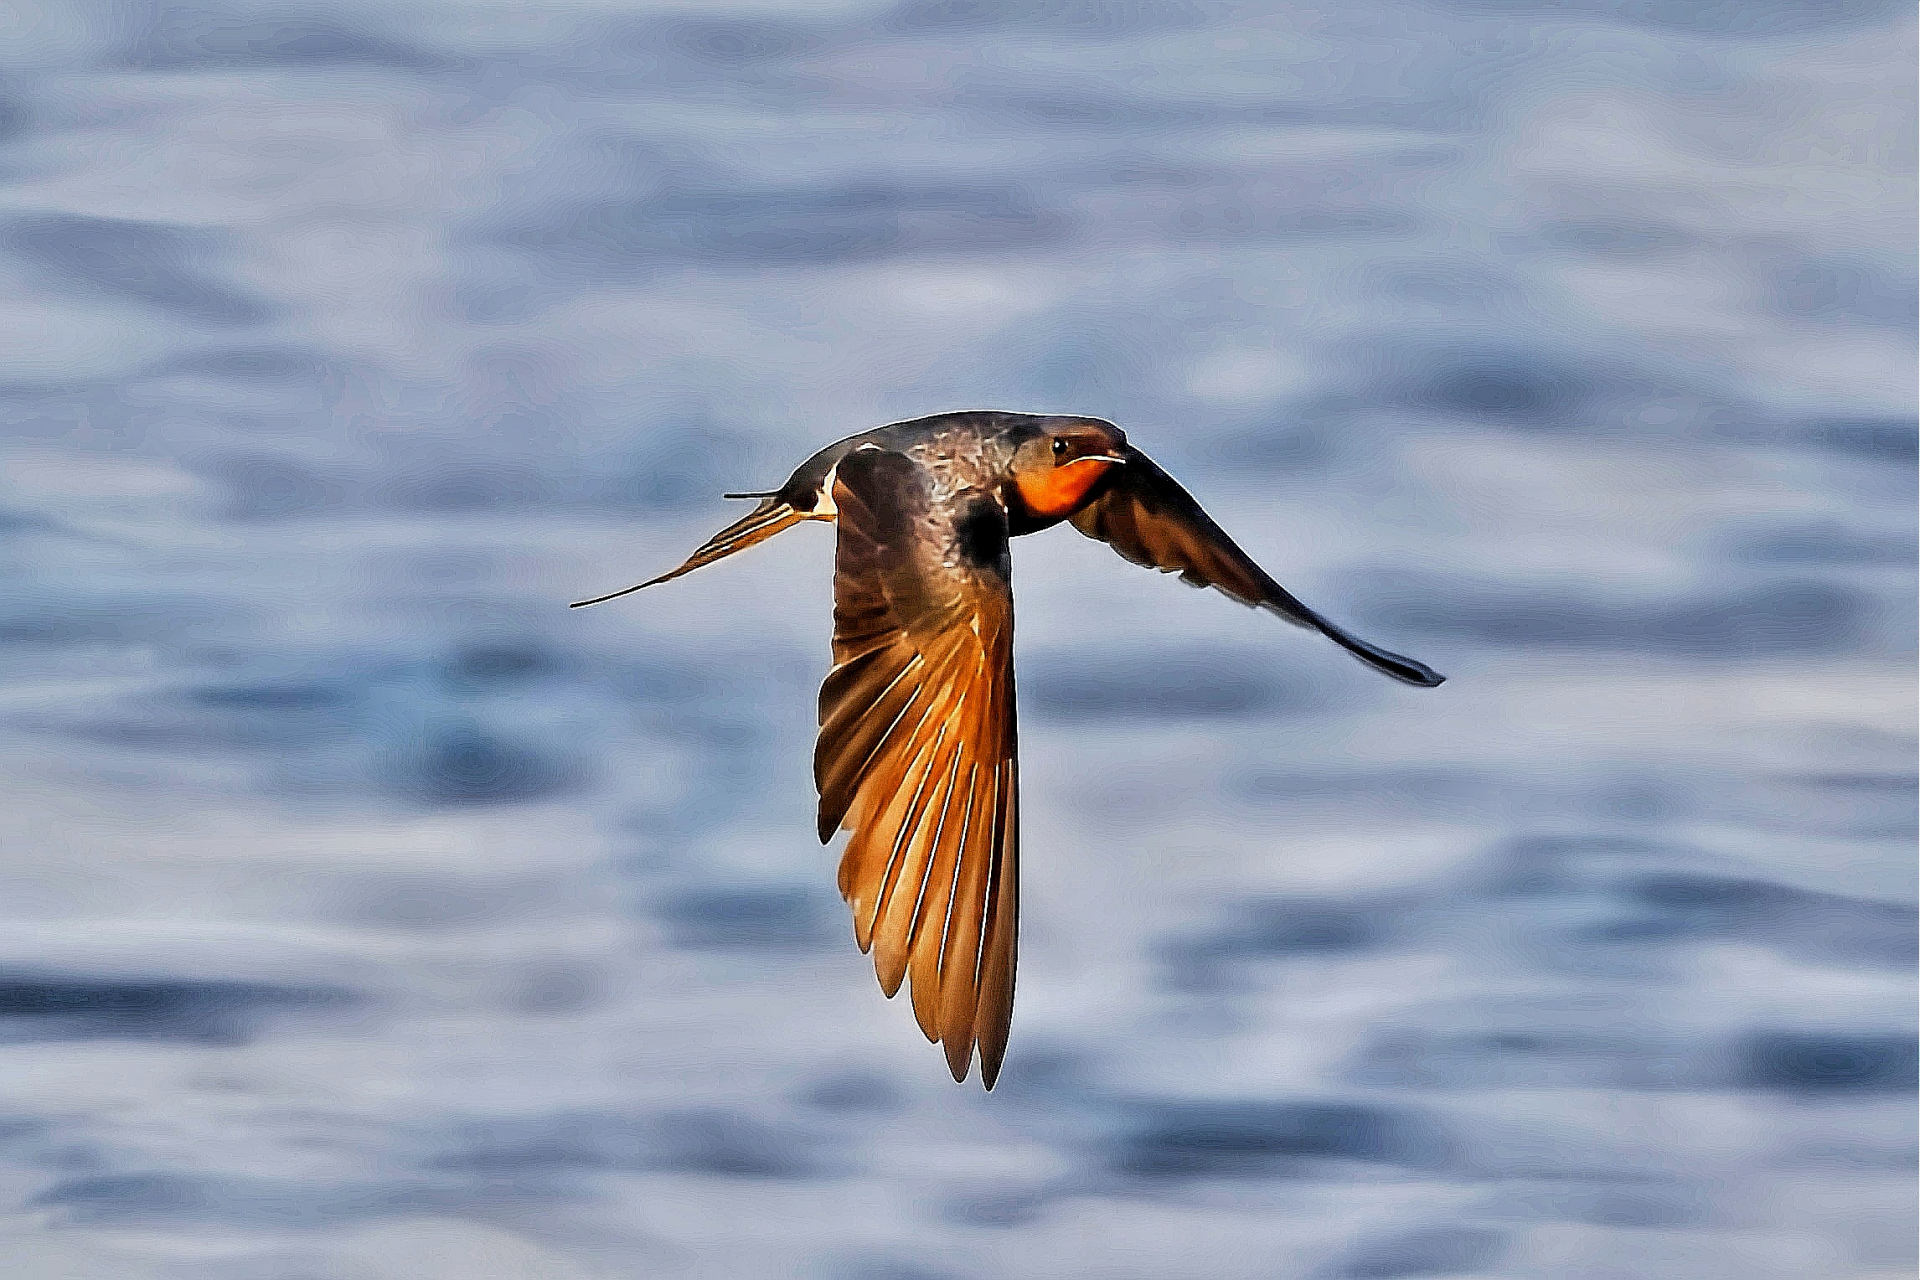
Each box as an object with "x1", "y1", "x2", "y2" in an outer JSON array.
[{"x1": 0, "y1": 2, "x2": 1913, "y2": 1277}]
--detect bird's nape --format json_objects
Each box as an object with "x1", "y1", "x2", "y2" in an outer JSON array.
[{"x1": 569, "y1": 497, "x2": 807, "y2": 607}]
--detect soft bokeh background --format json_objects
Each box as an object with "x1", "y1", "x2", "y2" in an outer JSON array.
[{"x1": 0, "y1": 2, "x2": 1913, "y2": 1277}]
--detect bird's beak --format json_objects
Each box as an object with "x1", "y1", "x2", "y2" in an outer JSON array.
[{"x1": 1073, "y1": 454, "x2": 1127, "y2": 466}]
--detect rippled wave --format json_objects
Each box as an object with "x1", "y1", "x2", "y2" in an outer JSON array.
[{"x1": 0, "y1": 2, "x2": 1912, "y2": 1276}]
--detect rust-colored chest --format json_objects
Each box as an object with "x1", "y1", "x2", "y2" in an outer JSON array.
[{"x1": 1009, "y1": 461, "x2": 1107, "y2": 523}]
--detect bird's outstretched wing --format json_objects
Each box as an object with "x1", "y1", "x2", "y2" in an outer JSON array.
[
  {"x1": 1069, "y1": 448, "x2": 1444, "y2": 686},
  {"x1": 816, "y1": 447, "x2": 1020, "y2": 1088},
  {"x1": 569, "y1": 498, "x2": 806, "y2": 608}
]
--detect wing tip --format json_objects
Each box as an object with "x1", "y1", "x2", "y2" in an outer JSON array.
[
  {"x1": 1391, "y1": 659, "x2": 1447, "y2": 688},
  {"x1": 568, "y1": 577, "x2": 666, "y2": 608},
  {"x1": 876, "y1": 955, "x2": 907, "y2": 999},
  {"x1": 945, "y1": 1045, "x2": 971, "y2": 1084}
]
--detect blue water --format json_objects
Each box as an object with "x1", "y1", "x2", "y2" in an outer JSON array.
[{"x1": 0, "y1": 3, "x2": 1913, "y2": 1277}]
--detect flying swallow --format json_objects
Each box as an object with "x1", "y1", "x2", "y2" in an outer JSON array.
[{"x1": 573, "y1": 411, "x2": 1443, "y2": 1088}]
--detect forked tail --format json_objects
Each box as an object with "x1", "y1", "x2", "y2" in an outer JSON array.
[{"x1": 569, "y1": 498, "x2": 808, "y2": 607}]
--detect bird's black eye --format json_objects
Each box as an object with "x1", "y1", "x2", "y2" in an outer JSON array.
[{"x1": 1051, "y1": 437, "x2": 1069, "y2": 458}]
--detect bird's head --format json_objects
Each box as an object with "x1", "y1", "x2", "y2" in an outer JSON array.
[{"x1": 1007, "y1": 417, "x2": 1129, "y2": 521}]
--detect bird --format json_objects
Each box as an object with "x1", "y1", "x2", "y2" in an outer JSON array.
[{"x1": 572, "y1": 410, "x2": 1443, "y2": 1089}]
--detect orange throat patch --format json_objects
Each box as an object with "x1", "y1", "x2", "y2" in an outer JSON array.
[{"x1": 1013, "y1": 458, "x2": 1115, "y2": 521}]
